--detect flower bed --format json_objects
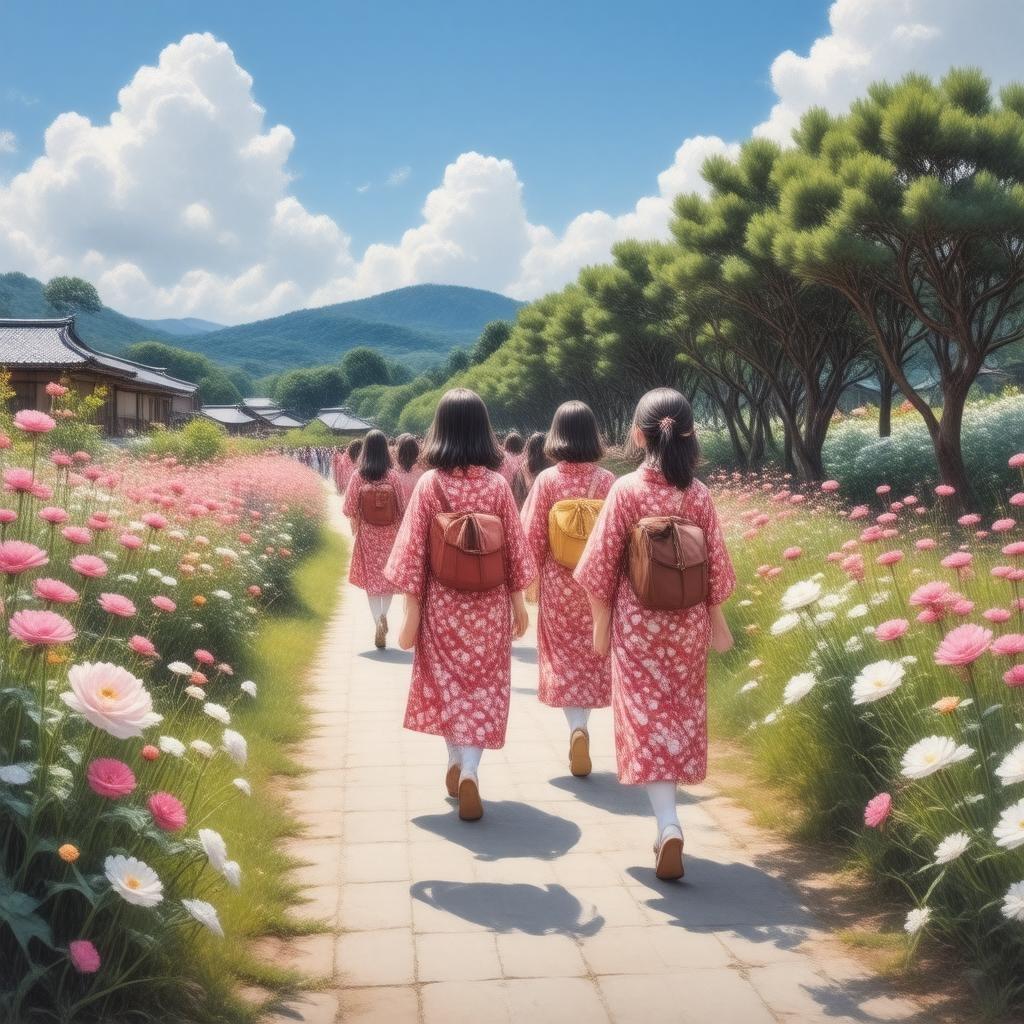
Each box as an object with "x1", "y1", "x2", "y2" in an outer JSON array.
[
  {"x1": 0, "y1": 397, "x2": 326, "y2": 1021},
  {"x1": 711, "y1": 457, "x2": 1024, "y2": 1008}
]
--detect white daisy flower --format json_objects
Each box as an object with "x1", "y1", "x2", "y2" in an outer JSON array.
[
  {"x1": 1001, "y1": 881, "x2": 1024, "y2": 922},
  {"x1": 783, "y1": 672, "x2": 817, "y2": 705},
  {"x1": 146, "y1": 567, "x2": 162, "y2": 578},
  {"x1": 167, "y1": 661, "x2": 191, "y2": 676},
  {"x1": 222, "y1": 729, "x2": 247, "y2": 766},
  {"x1": 104, "y1": 854, "x2": 163, "y2": 907},
  {"x1": 240, "y1": 680, "x2": 257, "y2": 698},
  {"x1": 771, "y1": 613, "x2": 800, "y2": 636},
  {"x1": 158, "y1": 735, "x2": 185, "y2": 757},
  {"x1": 814, "y1": 610, "x2": 836, "y2": 625},
  {"x1": 232, "y1": 778, "x2": 252, "y2": 796},
  {"x1": 781, "y1": 580, "x2": 822, "y2": 611},
  {"x1": 933, "y1": 831, "x2": 970, "y2": 865},
  {"x1": 190, "y1": 739, "x2": 215, "y2": 759},
  {"x1": 847, "y1": 604, "x2": 869, "y2": 619},
  {"x1": 203, "y1": 702, "x2": 230, "y2": 725},
  {"x1": 184, "y1": 685, "x2": 206, "y2": 700},
  {"x1": 995, "y1": 742, "x2": 1024, "y2": 786},
  {"x1": 182, "y1": 898, "x2": 224, "y2": 938},
  {"x1": 994, "y1": 798, "x2": 1024, "y2": 850},
  {"x1": 0, "y1": 763, "x2": 33, "y2": 785},
  {"x1": 852, "y1": 660, "x2": 905, "y2": 705},
  {"x1": 901, "y1": 736, "x2": 974, "y2": 780},
  {"x1": 904, "y1": 907, "x2": 930, "y2": 934},
  {"x1": 160, "y1": 576, "x2": 177, "y2": 586}
]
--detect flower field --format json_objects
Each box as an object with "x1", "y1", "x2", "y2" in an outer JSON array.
[
  {"x1": 711, "y1": 457, "x2": 1024, "y2": 1008},
  {"x1": 0, "y1": 391, "x2": 327, "y2": 1022}
]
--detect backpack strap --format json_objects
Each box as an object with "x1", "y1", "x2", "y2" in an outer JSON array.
[{"x1": 432, "y1": 474, "x2": 452, "y2": 513}]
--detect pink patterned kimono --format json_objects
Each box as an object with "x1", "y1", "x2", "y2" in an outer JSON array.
[
  {"x1": 395, "y1": 465, "x2": 425, "y2": 503},
  {"x1": 574, "y1": 467, "x2": 735, "y2": 785},
  {"x1": 343, "y1": 469, "x2": 406, "y2": 596},
  {"x1": 499, "y1": 452, "x2": 523, "y2": 485},
  {"x1": 520, "y1": 462, "x2": 615, "y2": 709},
  {"x1": 333, "y1": 452, "x2": 354, "y2": 495},
  {"x1": 384, "y1": 467, "x2": 536, "y2": 748}
]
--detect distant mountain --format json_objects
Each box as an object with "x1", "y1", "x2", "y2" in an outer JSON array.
[
  {"x1": 173, "y1": 285, "x2": 523, "y2": 373},
  {"x1": 0, "y1": 272, "x2": 176, "y2": 350},
  {"x1": 134, "y1": 316, "x2": 225, "y2": 336}
]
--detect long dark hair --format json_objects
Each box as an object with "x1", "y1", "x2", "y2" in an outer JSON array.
[
  {"x1": 395, "y1": 433, "x2": 420, "y2": 472},
  {"x1": 346, "y1": 438, "x2": 363, "y2": 462},
  {"x1": 422, "y1": 389, "x2": 503, "y2": 471},
  {"x1": 524, "y1": 431, "x2": 552, "y2": 477},
  {"x1": 545, "y1": 400, "x2": 605, "y2": 463},
  {"x1": 629, "y1": 388, "x2": 699, "y2": 490},
  {"x1": 357, "y1": 429, "x2": 392, "y2": 482},
  {"x1": 503, "y1": 431, "x2": 525, "y2": 455}
]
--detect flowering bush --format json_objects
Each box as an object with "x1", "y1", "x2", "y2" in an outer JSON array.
[
  {"x1": 712, "y1": 455, "x2": 1024, "y2": 1004},
  {"x1": 0, "y1": 392, "x2": 324, "y2": 1021}
]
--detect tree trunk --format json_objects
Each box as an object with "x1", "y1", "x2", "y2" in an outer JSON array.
[
  {"x1": 782, "y1": 421, "x2": 796, "y2": 476},
  {"x1": 878, "y1": 367, "x2": 893, "y2": 438},
  {"x1": 933, "y1": 385, "x2": 973, "y2": 505}
]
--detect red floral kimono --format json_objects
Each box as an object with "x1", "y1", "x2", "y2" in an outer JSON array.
[
  {"x1": 333, "y1": 452, "x2": 354, "y2": 495},
  {"x1": 343, "y1": 469, "x2": 406, "y2": 596},
  {"x1": 520, "y1": 462, "x2": 614, "y2": 709},
  {"x1": 395, "y1": 465, "x2": 425, "y2": 503},
  {"x1": 385, "y1": 467, "x2": 536, "y2": 748},
  {"x1": 574, "y1": 467, "x2": 735, "y2": 785}
]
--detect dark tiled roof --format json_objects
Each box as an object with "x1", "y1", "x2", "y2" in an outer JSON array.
[
  {"x1": 201, "y1": 406, "x2": 256, "y2": 425},
  {"x1": 317, "y1": 407, "x2": 373, "y2": 431}
]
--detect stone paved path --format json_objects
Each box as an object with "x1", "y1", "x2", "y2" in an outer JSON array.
[{"x1": 264, "y1": 492, "x2": 925, "y2": 1024}]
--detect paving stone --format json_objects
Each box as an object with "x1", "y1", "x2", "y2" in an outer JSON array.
[
  {"x1": 335, "y1": 928, "x2": 415, "y2": 987},
  {"x1": 338, "y1": 881, "x2": 414, "y2": 931},
  {"x1": 495, "y1": 932, "x2": 587, "y2": 978},
  {"x1": 265, "y1": 990, "x2": 339, "y2": 1023},
  {"x1": 338, "y1": 985, "x2": 419, "y2": 1023},
  {"x1": 416, "y1": 931, "x2": 502, "y2": 982}
]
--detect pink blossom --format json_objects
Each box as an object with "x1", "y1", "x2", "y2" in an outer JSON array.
[
  {"x1": 147, "y1": 791, "x2": 187, "y2": 831},
  {"x1": 903, "y1": 495, "x2": 918, "y2": 506},
  {"x1": 849, "y1": 505, "x2": 870, "y2": 520},
  {"x1": 915, "y1": 538, "x2": 937, "y2": 551},
  {"x1": 33, "y1": 577, "x2": 78, "y2": 604},
  {"x1": 992, "y1": 565, "x2": 1013, "y2": 579},
  {"x1": 69, "y1": 554, "x2": 107, "y2": 578},
  {"x1": 9, "y1": 609, "x2": 76, "y2": 645},
  {"x1": 876, "y1": 550, "x2": 904, "y2": 566},
  {"x1": 934, "y1": 623, "x2": 993, "y2": 666},
  {"x1": 864, "y1": 793, "x2": 892, "y2": 828},
  {"x1": 50, "y1": 450, "x2": 73, "y2": 468},
  {"x1": 129, "y1": 634, "x2": 158, "y2": 658},
  {"x1": 0, "y1": 434, "x2": 10, "y2": 450},
  {"x1": 87, "y1": 513, "x2": 113, "y2": 531},
  {"x1": 86, "y1": 758, "x2": 136, "y2": 799},
  {"x1": 72, "y1": 450, "x2": 90, "y2": 463},
  {"x1": 98, "y1": 593, "x2": 136, "y2": 618},
  {"x1": 13, "y1": 409, "x2": 56, "y2": 433},
  {"x1": 141, "y1": 512, "x2": 168, "y2": 530},
  {"x1": 941, "y1": 551, "x2": 972, "y2": 571},
  {"x1": 194, "y1": 649, "x2": 215, "y2": 665},
  {"x1": 1011, "y1": 493, "x2": 1024, "y2": 508},
  {"x1": 917, "y1": 608, "x2": 941, "y2": 624},
  {"x1": 992, "y1": 518, "x2": 1016, "y2": 532},
  {"x1": 4, "y1": 468, "x2": 34, "y2": 493},
  {"x1": 934, "y1": 484, "x2": 956, "y2": 497},
  {"x1": 876, "y1": 485, "x2": 891, "y2": 496},
  {"x1": 983, "y1": 608, "x2": 1012, "y2": 623},
  {"x1": 61, "y1": 526, "x2": 93, "y2": 545},
  {"x1": 1009, "y1": 453, "x2": 1024, "y2": 470},
  {"x1": 821, "y1": 480, "x2": 840, "y2": 492},
  {"x1": 38, "y1": 506, "x2": 69, "y2": 525},
  {"x1": 877, "y1": 512, "x2": 898, "y2": 525},
  {"x1": 1003, "y1": 541, "x2": 1024, "y2": 559},
  {"x1": 0, "y1": 540, "x2": 48, "y2": 575},
  {"x1": 119, "y1": 533, "x2": 143, "y2": 550},
  {"x1": 0, "y1": 509, "x2": 16, "y2": 524},
  {"x1": 992, "y1": 634, "x2": 1024, "y2": 657},
  {"x1": 190, "y1": 670, "x2": 208, "y2": 686},
  {"x1": 45, "y1": 381, "x2": 68, "y2": 397},
  {"x1": 69, "y1": 940, "x2": 101, "y2": 974},
  {"x1": 957, "y1": 513, "x2": 981, "y2": 527},
  {"x1": 875, "y1": 619, "x2": 909, "y2": 642},
  {"x1": 783, "y1": 547, "x2": 802, "y2": 560},
  {"x1": 951, "y1": 597, "x2": 975, "y2": 616},
  {"x1": 909, "y1": 581, "x2": 952, "y2": 608},
  {"x1": 1005, "y1": 665, "x2": 1024, "y2": 687},
  {"x1": 151, "y1": 595, "x2": 176, "y2": 613}
]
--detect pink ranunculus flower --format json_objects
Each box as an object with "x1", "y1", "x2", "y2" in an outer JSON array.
[
  {"x1": 941, "y1": 551, "x2": 973, "y2": 571},
  {"x1": 935, "y1": 623, "x2": 993, "y2": 667},
  {"x1": 821, "y1": 480, "x2": 840, "y2": 492},
  {"x1": 1009, "y1": 452, "x2": 1024, "y2": 469},
  {"x1": 194, "y1": 649, "x2": 215, "y2": 665},
  {"x1": 119, "y1": 533, "x2": 143, "y2": 550},
  {"x1": 915, "y1": 538, "x2": 937, "y2": 551},
  {"x1": 1004, "y1": 665, "x2": 1024, "y2": 688},
  {"x1": 141, "y1": 512, "x2": 168, "y2": 530},
  {"x1": 69, "y1": 939, "x2": 101, "y2": 974},
  {"x1": 992, "y1": 635, "x2": 1024, "y2": 657},
  {"x1": 935, "y1": 484, "x2": 956, "y2": 497},
  {"x1": 4, "y1": 468, "x2": 35, "y2": 493},
  {"x1": 129, "y1": 635, "x2": 158, "y2": 658},
  {"x1": 9, "y1": 609, "x2": 76, "y2": 646},
  {"x1": 45, "y1": 381, "x2": 69, "y2": 397},
  {"x1": 38, "y1": 506, "x2": 69, "y2": 525},
  {"x1": 70, "y1": 554, "x2": 107, "y2": 578},
  {"x1": 0, "y1": 509, "x2": 16, "y2": 524},
  {"x1": 150, "y1": 595, "x2": 176, "y2": 613},
  {"x1": 50, "y1": 450, "x2": 73, "y2": 468},
  {"x1": 849, "y1": 505, "x2": 870, "y2": 521},
  {"x1": 147, "y1": 791, "x2": 187, "y2": 831},
  {"x1": 98, "y1": 593, "x2": 136, "y2": 618},
  {"x1": 917, "y1": 608, "x2": 941, "y2": 624},
  {"x1": 951, "y1": 597, "x2": 975, "y2": 616},
  {"x1": 33, "y1": 577, "x2": 78, "y2": 604},
  {"x1": 1011, "y1": 492, "x2": 1024, "y2": 508},
  {"x1": 983, "y1": 608, "x2": 1011, "y2": 623},
  {"x1": 909, "y1": 581, "x2": 952, "y2": 607},
  {"x1": 190, "y1": 670, "x2": 208, "y2": 686},
  {"x1": 864, "y1": 793, "x2": 892, "y2": 828},
  {"x1": 87, "y1": 513, "x2": 113, "y2": 531},
  {"x1": 876, "y1": 485, "x2": 891, "y2": 496},
  {"x1": 875, "y1": 619, "x2": 910, "y2": 642},
  {"x1": 0, "y1": 540, "x2": 48, "y2": 575},
  {"x1": 957, "y1": 513, "x2": 981, "y2": 526},
  {"x1": 1003, "y1": 541, "x2": 1024, "y2": 559},
  {"x1": 13, "y1": 409, "x2": 56, "y2": 433},
  {"x1": 876, "y1": 550, "x2": 904, "y2": 566},
  {"x1": 86, "y1": 757, "x2": 136, "y2": 799},
  {"x1": 60, "y1": 662, "x2": 160, "y2": 739},
  {"x1": 62, "y1": 526, "x2": 93, "y2": 546},
  {"x1": 992, "y1": 518, "x2": 1016, "y2": 532}
]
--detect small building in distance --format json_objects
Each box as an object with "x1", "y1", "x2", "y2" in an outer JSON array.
[
  {"x1": 315, "y1": 407, "x2": 374, "y2": 434},
  {"x1": 198, "y1": 405, "x2": 260, "y2": 436},
  {"x1": 0, "y1": 316, "x2": 198, "y2": 435},
  {"x1": 200, "y1": 399, "x2": 306, "y2": 435}
]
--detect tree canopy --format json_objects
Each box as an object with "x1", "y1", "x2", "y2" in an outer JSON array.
[{"x1": 43, "y1": 276, "x2": 102, "y2": 314}]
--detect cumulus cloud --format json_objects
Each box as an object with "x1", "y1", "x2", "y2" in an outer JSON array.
[
  {"x1": 0, "y1": 131, "x2": 16, "y2": 154},
  {"x1": 1, "y1": 5, "x2": 1022, "y2": 322}
]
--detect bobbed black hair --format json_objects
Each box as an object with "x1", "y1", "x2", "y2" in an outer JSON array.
[
  {"x1": 357, "y1": 429, "x2": 392, "y2": 482},
  {"x1": 503, "y1": 431, "x2": 525, "y2": 455},
  {"x1": 346, "y1": 438, "x2": 363, "y2": 461},
  {"x1": 422, "y1": 389, "x2": 503, "y2": 471},
  {"x1": 544, "y1": 400, "x2": 605, "y2": 464},
  {"x1": 395, "y1": 433, "x2": 420, "y2": 472},
  {"x1": 524, "y1": 431, "x2": 552, "y2": 477},
  {"x1": 628, "y1": 388, "x2": 699, "y2": 490}
]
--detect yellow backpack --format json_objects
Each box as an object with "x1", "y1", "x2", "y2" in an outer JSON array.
[{"x1": 547, "y1": 471, "x2": 604, "y2": 570}]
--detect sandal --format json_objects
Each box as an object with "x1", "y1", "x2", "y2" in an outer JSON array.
[
  {"x1": 654, "y1": 825, "x2": 685, "y2": 881},
  {"x1": 569, "y1": 728, "x2": 592, "y2": 778},
  {"x1": 458, "y1": 775, "x2": 483, "y2": 821},
  {"x1": 445, "y1": 762, "x2": 460, "y2": 799}
]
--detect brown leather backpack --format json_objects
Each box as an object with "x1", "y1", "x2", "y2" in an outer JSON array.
[
  {"x1": 429, "y1": 476, "x2": 506, "y2": 591},
  {"x1": 359, "y1": 482, "x2": 398, "y2": 527},
  {"x1": 628, "y1": 512, "x2": 707, "y2": 611}
]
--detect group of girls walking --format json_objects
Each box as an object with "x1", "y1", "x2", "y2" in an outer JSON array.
[{"x1": 340, "y1": 387, "x2": 735, "y2": 880}]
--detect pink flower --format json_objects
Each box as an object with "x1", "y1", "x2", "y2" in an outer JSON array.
[
  {"x1": 87, "y1": 513, "x2": 113, "y2": 531},
  {"x1": 50, "y1": 450, "x2": 73, "y2": 468},
  {"x1": 875, "y1": 619, "x2": 909, "y2": 642},
  {"x1": 13, "y1": 409, "x2": 56, "y2": 434},
  {"x1": 86, "y1": 758, "x2": 136, "y2": 798},
  {"x1": 992, "y1": 518, "x2": 1016, "y2": 532},
  {"x1": 98, "y1": 593, "x2": 136, "y2": 618},
  {"x1": 1003, "y1": 541, "x2": 1024, "y2": 559},
  {"x1": 141, "y1": 512, "x2": 168, "y2": 530},
  {"x1": 876, "y1": 485, "x2": 891, "y2": 496},
  {"x1": 141, "y1": 744, "x2": 159, "y2": 761},
  {"x1": 150, "y1": 595, "x2": 176, "y2": 613},
  {"x1": 147, "y1": 791, "x2": 186, "y2": 831},
  {"x1": 69, "y1": 940, "x2": 101, "y2": 974},
  {"x1": 0, "y1": 540, "x2": 48, "y2": 575},
  {"x1": 992, "y1": 634, "x2": 1024, "y2": 657},
  {"x1": 877, "y1": 512, "x2": 898, "y2": 525},
  {"x1": 194, "y1": 649, "x2": 215, "y2": 665},
  {"x1": 1009, "y1": 453, "x2": 1024, "y2": 470},
  {"x1": 917, "y1": 608, "x2": 941, "y2": 624},
  {"x1": 38, "y1": 506, "x2": 69, "y2": 525},
  {"x1": 876, "y1": 550, "x2": 904, "y2": 566},
  {"x1": 951, "y1": 597, "x2": 975, "y2": 616},
  {"x1": 915, "y1": 538, "x2": 937, "y2": 551},
  {"x1": 1004, "y1": 665, "x2": 1024, "y2": 688},
  {"x1": 849, "y1": 505, "x2": 870, "y2": 520},
  {"x1": 45, "y1": 381, "x2": 69, "y2": 398},
  {"x1": 190, "y1": 670, "x2": 208, "y2": 686},
  {"x1": 1011, "y1": 493, "x2": 1024, "y2": 508},
  {"x1": 864, "y1": 793, "x2": 892, "y2": 828},
  {"x1": 9, "y1": 609, "x2": 75, "y2": 646},
  {"x1": 33, "y1": 577, "x2": 78, "y2": 604},
  {"x1": 935, "y1": 484, "x2": 956, "y2": 497},
  {"x1": 782, "y1": 547, "x2": 802, "y2": 560},
  {"x1": 941, "y1": 551, "x2": 972, "y2": 571},
  {"x1": 983, "y1": 608, "x2": 1011, "y2": 623},
  {"x1": 4, "y1": 468, "x2": 35, "y2": 493},
  {"x1": 73, "y1": 450, "x2": 90, "y2": 463},
  {"x1": 957, "y1": 513, "x2": 981, "y2": 527},
  {"x1": 0, "y1": 509, "x2": 16, "y2": 524},
  {"x1": 129, "y1": 635, "x2": 158, "y2": 658},
  {"x1": 935, "y1": 623, "x2": 993, "y2": 666},
  {"x1": 62, "y1": 526, "x2": 93, "y2": 545},
  {"x1": 70, "y1": 554, "x2": 107, "y2": 578},
  {"x1": 909, "y1": 581, "x2": 952, "y2": 608},
  {"x1": 119, "y1": 533, "x2": 143, "y2": 550},
  {"x1": 0, "y1": 434, "x2": 10, "y2": 450},
  {"x1": 821, "y1": 480, "x2": 840, "y2": 492}
]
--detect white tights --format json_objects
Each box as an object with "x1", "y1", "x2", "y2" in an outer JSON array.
[
  {"x1": 367, "y1": 593, "x2": 393, "y2": 621},
  {"x1": 445, "y1": 739, "x2": 483, "y2": 779},
  {"x1": 646, "y1": 781, "x2": 681, "y2": 838},
  {"x1": 563, "y1": 707, "x2": 591, "y2": 733}
]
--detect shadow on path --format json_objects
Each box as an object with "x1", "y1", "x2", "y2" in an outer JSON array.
[
  {"x1": 801, "y1": 975, "x2": 930, "y2": 1024},
  {"x1": 357, "y1": 648, "x2": 413, "y2": 665},
  {"x1": 548, "y1": 771, "x2": 707, "y2": 817},
  {"x1": 511, "y1": 645, "x2": 538, "y2": 665},
  {"x1": 411, "y1": 880, "x2": 604, "y2": 936},
  {"x1": 412, "y1": 801, "x2": 580, "y2": 861}
]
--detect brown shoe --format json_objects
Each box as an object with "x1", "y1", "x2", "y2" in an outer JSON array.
[
  {"x1": 458, "y1": 775, "x2": 483, "y2": 821},
  {"x1": 569, "y1": 729, "x2": 592, "y2": 778},
  {"x1": 654, "y1": 826, "x2": 685, "y2": 881},
  {"x1": 445, "y1": 763, "x2": 460, "y2": 799},
  {"x1": 374, "y1": 615, "x2": 386, "y2": 649}
]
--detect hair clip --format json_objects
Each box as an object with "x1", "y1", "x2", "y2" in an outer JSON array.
[{"x1": 658, "y1": 416, "x2": 675, "y2": 432}]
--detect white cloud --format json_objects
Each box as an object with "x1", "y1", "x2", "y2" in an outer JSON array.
[
  {"x1": 1, "y1": 5, "x2": 1022, "y2": 323},
  {"x1": 0, "y1": 130, "x2": 16, "y2": 154}
]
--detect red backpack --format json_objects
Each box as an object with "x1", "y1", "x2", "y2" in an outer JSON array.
[{"x1": 428, "y1": 477, "x2": 506, "y2": 591}]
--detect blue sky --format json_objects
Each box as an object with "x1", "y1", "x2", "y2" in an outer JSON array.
[{"x1": 1, "y1": 0, "x2": 827, "y2": 251}]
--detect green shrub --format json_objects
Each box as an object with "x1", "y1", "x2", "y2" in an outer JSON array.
[{"x1": 146, "y1": 417, "x2": 228, "y2": 463}]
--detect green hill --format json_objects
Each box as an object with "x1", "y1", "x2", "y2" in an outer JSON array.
[
  {"x1": 134, "y1": 316, "x2": 224, "y2": 336},
  {"x1": 0, "y1": 272, "x2": 176, "y2": 350},
  {"x1": 174, "y1": 285, "x2": 523, "y2": 373}
]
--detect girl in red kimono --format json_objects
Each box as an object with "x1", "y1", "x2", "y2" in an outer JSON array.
[
  {"x1": 575, "y1": 388, "x2": 735, "y2": 880},
  {"x1": 385, "y1": 390, "x2": 536, "y2": 821},
  {"x1": 333, "y1": 438, "x2": 363, "y2": 495},
  {"x1": 520, "y1": 402, "x2": 614, "y2": 777},
  {"x1": 343, "y1": 430, "x2": 405, "y2": 649},
  {"x1": 499, "y1": 431, "x2": 525, "y2": 485},
  {"x1": 394, "y1": 433, "x2": 425, "y2": 503}
]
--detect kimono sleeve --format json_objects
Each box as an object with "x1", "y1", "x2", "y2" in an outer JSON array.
[
  {"x1": 519, "y1": 470, "x2": 552, "y2": 568},
  {"x1": 698, "y1": 489, "x2": 736, "y2": 607},
  {"x1": 342, "y1": 472, "x2": 361, "y2": 519},
  {"x1": 497, "y1": 475, "x2": 537, "y2": 592},
  {"x1": 384, "y1": 472, "x2": 432, "y2": 599},
  {"x1": 573, "y1": 477, "x2": 631, "y2": 606},
  {"x1": 388, "y1": 469, "x2": 408, "y2": 519}
]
